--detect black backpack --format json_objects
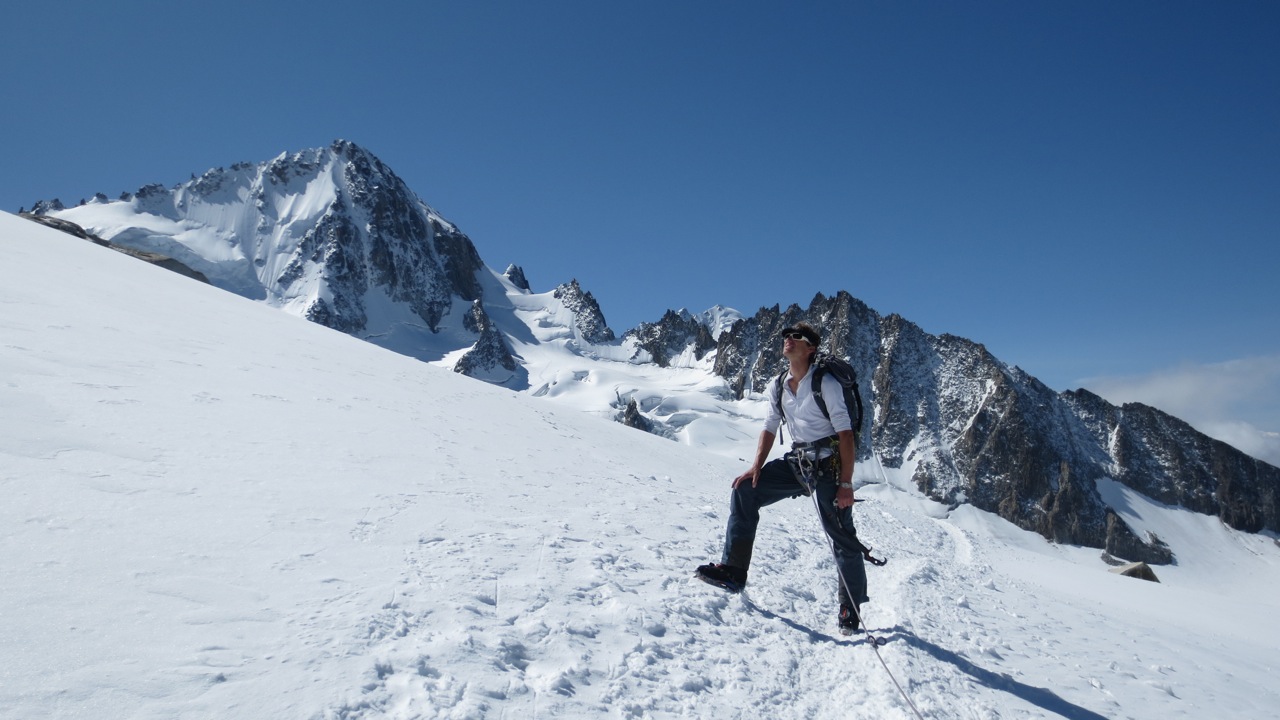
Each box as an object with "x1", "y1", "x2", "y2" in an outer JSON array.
[{"x1": 773, "y1": 354, "x2": 865, "y2": 443}]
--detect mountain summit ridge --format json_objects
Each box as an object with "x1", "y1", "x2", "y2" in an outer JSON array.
[
  {"x1": 27, "y1": 141, "x2": 1279, "y2": 562},
  {"x1": 708, "y1": 290, "x2": 1279, "y2": 562},
  {"x1": 8, "y1": 208, "x2": 1279, "y2": 719}
]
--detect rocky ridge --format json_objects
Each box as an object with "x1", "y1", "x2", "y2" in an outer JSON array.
[
  {"x1": 552, "y1": 279, "x2": 615, "y2": 344},
  {"x1": 703, "y1": 291, "x2": 1278, "y2": 562},
  {"x1": 624, "y1": 309, "x2": 718, "y2": 368},
  {"x1": 25, "y1": 141, "x2": 599, "y2": 387},
  {"x1": 25, "y1": 142, "x2": 1278, "y2": 564}
]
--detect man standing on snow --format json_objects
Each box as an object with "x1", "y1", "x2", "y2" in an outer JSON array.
[{"x1": 695, "y1": 322, "x2": 870, "y2": 634}]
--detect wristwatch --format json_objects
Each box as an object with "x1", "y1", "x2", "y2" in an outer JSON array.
[{"x1": 837, "y1": 482, "x2": 853, "y2": 489}]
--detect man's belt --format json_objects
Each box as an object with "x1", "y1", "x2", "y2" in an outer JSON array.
[{"x1": 792, "y1": 435, "x2": 839, "y2": 451}]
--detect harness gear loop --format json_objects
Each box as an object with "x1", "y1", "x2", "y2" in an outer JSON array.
[{"x1": 784, "y1": 440, "x2": 887, "y2": 569}]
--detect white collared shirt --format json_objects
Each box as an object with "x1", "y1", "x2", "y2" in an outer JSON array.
[{"x1": 763, "y1": 365, "x2": 852, "y2": 443}]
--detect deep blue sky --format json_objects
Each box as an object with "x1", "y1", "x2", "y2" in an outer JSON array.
[{"x1": 3, "y1": 1, "x2": 1278, "y2": 444}]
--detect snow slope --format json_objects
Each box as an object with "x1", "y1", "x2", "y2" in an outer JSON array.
[
  {"x1": 4, "y1": 209, "x2": 1279, "y2": 719},
  {"x1": 44, "y1": 166, "x2": 763, "y2": 456}
]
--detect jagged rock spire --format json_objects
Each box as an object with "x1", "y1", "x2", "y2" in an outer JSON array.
[
  {"x1": 504, "y1": 264, "x2": 530, "y2": 291},
  {"x1": 624, "y1": 309, "x2": 717, "y2": 368},
  {"x1": 553, "y1": 279, "x2": 614, "y2": 344},
  {"x1": 455, "y1": 300, "x2": 524, "y2": 387}
]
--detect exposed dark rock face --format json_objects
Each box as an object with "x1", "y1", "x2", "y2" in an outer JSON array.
[
  {"x1": 32, "y1": 140, "x2": 487, "y2": 339},
  {"x1": 710, "y1": 290, "x2": 1279, "y2": 563},
  {"x1": 1104, "y1": 511, "x2": 1173, "y2": 565},
  {"x1": 454, "y1": 300, "x2": 523, "y2": 386},
  {"x1": 1063, "y1": 391, "x2": 1280, "y2": 534},
  {"x1": 27, "y1": 141, "x2": 1276, "y2": 564},
  {"x1": 29, "y1": 199, "x2": 66, "y2": 214},
  {"x1": 620, "y1": 398, "x2": 654, "y2": 432},
  {"x1": 504, "y1": 264, "x2": 530, "y2": 291},
  {"x1": 330, "y1": 139, "x2": 484, "y2": 333},
  {"x1": 553, "y1": 279, "x2": 615, "y2": 344},
  {"x1": 624, "y1": 309, "x2": 717, "y2": 367},
  {"x1": 287, "y1": 203, "x2": 369, "y2": 334}
]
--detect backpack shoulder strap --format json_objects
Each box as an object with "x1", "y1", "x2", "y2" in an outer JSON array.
[
  {"x1": 772, "y1": 367, "x2": 789, "y2": 420},
  {"x1": 810, "y1": 358, "x2": 831, "y2": 420},
  {"x1": 772, "y1": 367, "x2": 790, "y2": 445}
]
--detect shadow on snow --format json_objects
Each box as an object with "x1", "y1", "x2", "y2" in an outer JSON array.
[
  {"x1": 888, "y1": 628, "x2": 1111, "y2": 720},
  {"x1": 739, "y1": 599, "x2": 1109, "y2": 720}
]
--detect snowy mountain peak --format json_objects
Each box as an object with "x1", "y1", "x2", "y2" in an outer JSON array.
[
  {"x1": 5, "y1": 209, "x2": 1279, "y2": 720},
  {"x1": 699, "y1": 304, "x2": 745, "y2": 339},
  {"x1": 37, "y1": 140, "x2": 485, "y2": 345},
  {"x1": 27, "y1": 143, "x2": 1280, "y2": 568}
]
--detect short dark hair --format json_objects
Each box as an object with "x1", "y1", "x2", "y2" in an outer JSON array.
[{"x1": 781, "y1": 322, "x2": 821, "y2": 362}]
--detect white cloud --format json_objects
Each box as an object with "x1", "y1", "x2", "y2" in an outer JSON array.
[{"x1": 1079, "y1": 355, "x2": 1280, "y2": 468}]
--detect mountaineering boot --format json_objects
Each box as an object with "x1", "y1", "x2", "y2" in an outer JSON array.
[
  {"x1": 838, "y1": 602, "x2": 862, "y2": 635},
  {"x1": 694, "y1": 563, "x2": 747, "y2": 593}
]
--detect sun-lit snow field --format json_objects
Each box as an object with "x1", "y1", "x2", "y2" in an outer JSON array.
[{"x1": 4, "y1": 210, "x2": 1279, "y2": 719}]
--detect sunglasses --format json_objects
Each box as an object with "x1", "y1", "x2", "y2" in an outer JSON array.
[{"x1": 782, "y1": 331, "x2": 813, "y2": 344}]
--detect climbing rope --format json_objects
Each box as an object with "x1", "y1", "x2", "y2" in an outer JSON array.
[{"x1": 799, "y1": 461, "x2": 927, "y2": 720}]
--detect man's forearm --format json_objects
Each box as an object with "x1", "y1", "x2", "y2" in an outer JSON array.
[
  {"x1": 755, "y1": 430, "x2": 777, "y2": 468},
  {"x1": 837, "y1": 430, "x2": 855, "y2": 483}
]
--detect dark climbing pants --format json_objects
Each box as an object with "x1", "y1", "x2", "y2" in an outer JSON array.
[{"x1": 722, "y1": 456, "x2": 869, "y2": 605}]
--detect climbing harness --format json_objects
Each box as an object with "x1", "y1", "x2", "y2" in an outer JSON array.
[
  {"x1": 770, "y1": 358, "x2": 923, "y2": 716},
  {"x1": 787, "y1": 440, "x2": 886, "y2": 567}
]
